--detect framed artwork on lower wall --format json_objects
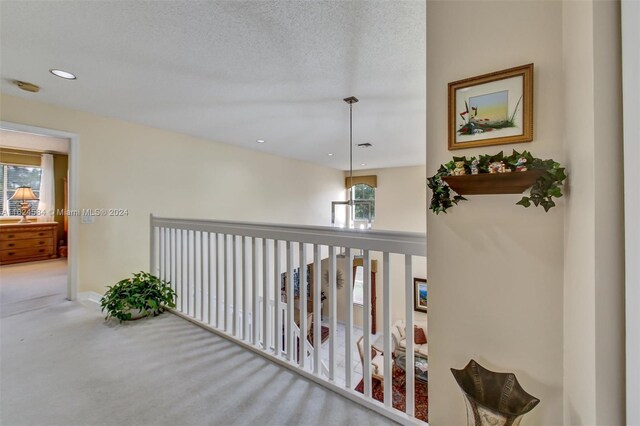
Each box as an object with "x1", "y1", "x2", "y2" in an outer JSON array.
[{"x1": 414, "y1": 278, "x2": 427, "y2": 313}]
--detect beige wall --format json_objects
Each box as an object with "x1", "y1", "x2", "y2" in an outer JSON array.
[
  {"x1": 353, "y1": 166, "x2": 427, "y2": 234},
  {"x1": 427, "y1": 1, "x2": 565, "y2": 425},
  {"x1": 563, "y1": 1, "x2": 625, "y2": 424},
  {"x1": 0, "y1": 94, "x2": 345, "y2": 295}
]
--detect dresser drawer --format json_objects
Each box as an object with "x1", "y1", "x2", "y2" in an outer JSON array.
[
  {"x1": 0, "y1": 222, "x2": 58, "y2": 265},
  {"x1": 0, "y1": 238, "x2": 54, "y2": 250},
  {"x1": 1, "y1": 246, "x2": 55, "y2": 262},
  {"x1": 0, "y1": 229, "x2": 55, "y2": 240}
]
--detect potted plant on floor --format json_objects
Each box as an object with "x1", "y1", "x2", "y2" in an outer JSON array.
[{"x1": 100, "y1": 271, "x2": 176, "y2": 322}]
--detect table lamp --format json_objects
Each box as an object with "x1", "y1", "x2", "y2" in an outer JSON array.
[{"x1": 9, "y1": 186, "x2": 39, "y2": 223}]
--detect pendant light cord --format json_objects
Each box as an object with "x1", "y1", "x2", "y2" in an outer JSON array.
[{"x1": 349, "y1": 101, "x2": 353, "y2": 205}]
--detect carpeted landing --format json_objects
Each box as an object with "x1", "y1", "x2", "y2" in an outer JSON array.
[{"x1": 1, "y1": 260, "x2": 395, "y2": 426}]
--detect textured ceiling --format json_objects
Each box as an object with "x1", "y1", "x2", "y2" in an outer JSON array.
[{"x1": 0, "y1": 1, "x2": 426, "y2": 170}]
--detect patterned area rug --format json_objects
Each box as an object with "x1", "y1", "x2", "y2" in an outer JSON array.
[
  {"x1": 307, "y1": 324, "x2": 329, "y2": 344},
  {"x1": 355, "y1": 363, "x2": 428, "y2": 423}
]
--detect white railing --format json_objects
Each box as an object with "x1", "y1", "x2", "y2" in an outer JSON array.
[{"x1": 150, "y1": 215, "x2": 427, "y2": 425}]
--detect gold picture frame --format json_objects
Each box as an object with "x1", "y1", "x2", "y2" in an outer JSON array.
[{"x1": 448, "y1": 64, "x2": 533, "y2": 150}]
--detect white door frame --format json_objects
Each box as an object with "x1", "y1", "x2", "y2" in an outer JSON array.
[
  {"x1": 0, "y1": 121, "x2": 79, "y2": 301},
  {"x1": 622, "y1": 1, "x2": 640, "y2": 424}
]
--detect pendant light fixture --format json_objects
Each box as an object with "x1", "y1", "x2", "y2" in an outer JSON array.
[{"x1": 331, "y1": 96, "x2": 372, "y2": 228}]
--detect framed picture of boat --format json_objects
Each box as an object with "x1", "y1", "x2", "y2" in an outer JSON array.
[{"x1": 448, "y1": 64, "x2": 533, "y2": 150}]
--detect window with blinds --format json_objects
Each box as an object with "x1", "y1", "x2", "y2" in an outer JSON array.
[{"x1": 1, "y1": 164, "x2": 42, "y2": 216}]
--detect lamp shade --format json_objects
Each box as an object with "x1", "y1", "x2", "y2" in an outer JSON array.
[{"x1": 9, "y1": 186, "x2": 39, "y2": 201}]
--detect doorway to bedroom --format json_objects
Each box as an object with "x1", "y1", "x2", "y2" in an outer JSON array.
[{"x1": 0, "y1": 125, "x2": 77, "y2": 316}]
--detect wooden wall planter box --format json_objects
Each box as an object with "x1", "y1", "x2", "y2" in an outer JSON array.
[{"x1": 442, "y1": 169, "x2": 546, "y2": 195}]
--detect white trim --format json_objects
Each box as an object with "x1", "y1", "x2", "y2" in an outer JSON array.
[
  {"x1": 622, "y1": 1, "x2": 640, "y2": 424},
  {"x1": 151, "y1": 216, "x2": 426, "y2": 257},
  {"x1": 168, "y1": 308, "x2": 422, "y2": 426},
  {"x1": 0, "y1": 121, "x2": 79, "y2": 301},
  {"x1": 78, "y1": 291, "x2": 102, "y2": 306}
]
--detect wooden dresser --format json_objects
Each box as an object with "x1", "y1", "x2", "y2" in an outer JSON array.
[{"x1": 0, "y1": 222, "x2": 58, "y2": 265}]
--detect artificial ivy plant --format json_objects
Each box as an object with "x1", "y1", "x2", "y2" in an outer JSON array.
[
  {"x1": 427, "y1": 150, "x2": 566, "y2": 214},
  {"x1": 100, "y1": 271, "x2": 176, "y2": 322}
]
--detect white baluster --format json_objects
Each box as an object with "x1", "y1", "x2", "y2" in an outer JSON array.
[
  {"x1": 159, "y1": 227, "x2": 164, "y2": 281},
  {"x1": 286, "y1": 241, "x2": 294, "y2": 362},
  {"x1": 274, "y1": 240, "x2": 281, "y2": 356},
  {"x1": 217, "y1": 233, "x2": 224, "y2": 329},
  {"x1": 383, "y1": 251, "x2": 392, "y2": 408},
  {"x1": 363, "y1": 249, "x2": 372, "y2": 398},
  {"x1": 299, "y1": 242, "x2": 307, "y2": 368},
  {"x1": 184, "y1": 229, "x2": 189, "y2": 314},
  {"x1": 192, "y1": 230, "x2": 197, "y2": 317},
  {"x1": 178, "y1": 229, "x2": 182, "y2": 312},
  {"x1": 200, "y1": 231, "x2": 205, "y2": 321},
  {"x1": 185, "y1": 230, "x2": 189, "y2": 315},
  {"x1": 345, "y1": 247, "x2": 353, "y2": 388},
  {"x1": 243, "y1": 237, "x2": 250, "y2": 341},
  {"x1": 171, "y1": 228, "x2": 176, "y2": 298},
  {"x1": 193, "y1": 231, "x2": 198, "y2": 319},
  {"x1": 405, "y1": 254, "x2": 414, "y2": 417},
  {"x1": 167, "y1": 228, "x2": 171, "y2": 287},
  {"x1": 262, "y1": 238, "x2": 269, "y2": 350},
  {"x1": 224, "y1": 234, "x2": 229, "y2": 333},
  {"x1": 253, "y1": 237, "x2": 260, "y2": 346},
  {"x1": 313, "y1": 244, "x2": 321, "y2": 375},
  {"x1": 232, "y1": 235, "x2": 238, "y2": 337},
  {"x1": 329, "y1": 245, "x2": 337, "y2": 381},
  {"x1": 207, "y1": 232, "x2": 212, "y2": 325}
]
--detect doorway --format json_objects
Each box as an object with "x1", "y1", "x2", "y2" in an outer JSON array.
[{"x1": 0, "y1": 121, "x2": 79, "y2": 300}]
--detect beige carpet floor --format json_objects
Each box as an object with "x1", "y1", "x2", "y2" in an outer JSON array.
[{"x1": 0, "y1": 259, "x2": 394, "y2": 426}]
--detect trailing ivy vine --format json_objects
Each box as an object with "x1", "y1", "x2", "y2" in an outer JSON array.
[{"x1": 428, "y1": 150, "x2": 566, "y2": 214}]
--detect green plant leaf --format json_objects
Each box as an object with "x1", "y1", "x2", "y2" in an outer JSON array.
[
  {"x1": 101, "y1": 272, "x2": 176, "y2": 322},
  {"x1": 429, "y1": 151, "x2": 566, "y2": 214}
]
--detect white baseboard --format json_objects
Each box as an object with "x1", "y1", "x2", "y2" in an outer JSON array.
[{"x1": 78, "y1": 291, "x2": 102, "y2": 306}]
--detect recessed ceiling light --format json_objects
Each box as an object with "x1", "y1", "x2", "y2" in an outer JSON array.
[
  {"x1": 256, "y1": 139, "x2": 265, "y2": 143},
  {"x1": 49, "y1": 69, "x2": 77, "y2": 80},
  {"x1": 327, "y1": 153, "x2": 334, "y2": 156},
  {"x1": 360, "y1": 163, "x2": 366, "y2": 166}
]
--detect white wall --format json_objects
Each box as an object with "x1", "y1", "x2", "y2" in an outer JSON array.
[
  {"x1": 0, "y1": 94, "x2": 345, "y2": 295},
  {"x1": 622, "y1": 1, "x2": 640, "y2": 423},
  {"x1": 427, "y1": 2, "x2": 565, "y2": 424},
  {"x1": 427, "y1": 1, "x2": 625, "y2": 425},
  {"x1": 563, "y1": 1, "x2": 625, "y2": 424}
]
